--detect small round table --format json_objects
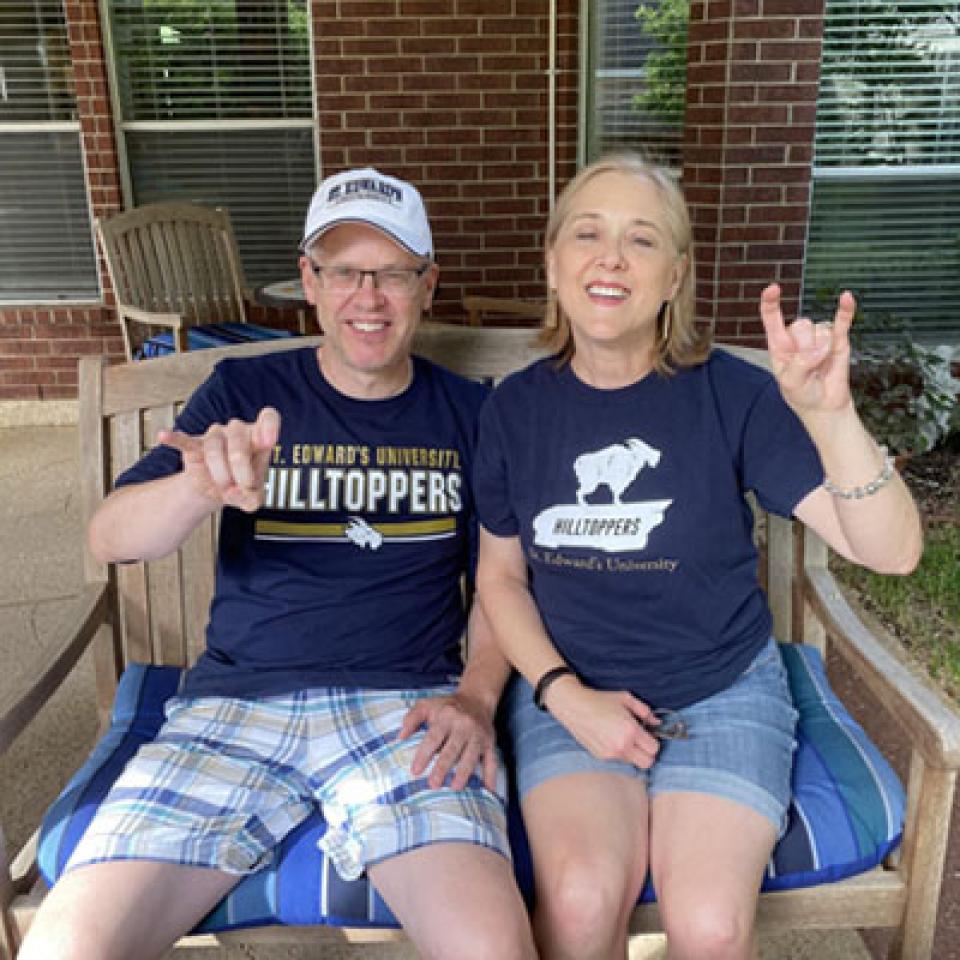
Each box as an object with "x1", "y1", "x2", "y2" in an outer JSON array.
[{"x1": 255, "y1": 279, "x2": 313, "y2": 333}]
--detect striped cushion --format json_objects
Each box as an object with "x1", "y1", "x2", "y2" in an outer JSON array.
[
  {"x1": 38, "y1": 643, "x2": 904, "y2": 931},
  {"x1": 138, "y1": 323, "x2": 295, "y2": 359}
]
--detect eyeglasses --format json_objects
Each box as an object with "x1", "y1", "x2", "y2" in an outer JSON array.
[
  {"x1": 309, "y1": 262, "x2": 430, "y2": 295},
  {"x1": 640, "y1": 708, "x2": 689, "y2": 741}
]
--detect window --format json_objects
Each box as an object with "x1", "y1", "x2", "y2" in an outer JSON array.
[
  {"x1": 0, "y1": 1, "x2": 98, "y2": 302},
  {"x1": 104, "y1": 0, "x2": 317, "y2": 285},
  {"x1": 584, "y1": 0, "x2": 688, "y2": 166},
  {"x1": 803, "y1": 0, "x2": 960, "y2": 338}
]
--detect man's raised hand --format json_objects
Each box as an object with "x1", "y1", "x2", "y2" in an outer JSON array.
[{"x1": 157, "y1": 407, "x2": 280, "y2": 513}]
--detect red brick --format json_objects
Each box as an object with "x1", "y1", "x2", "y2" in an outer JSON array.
[
  {"x1": 760, "y1": 40, "x2": 822, "y2": 61},
  {"x1": 735, "y1": 18, "x2": 798, "y2": 40}
]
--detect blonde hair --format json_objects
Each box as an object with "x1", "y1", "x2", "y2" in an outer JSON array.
[{"x1": 540, "y1": 153, "x2": 711, "y2": 373}]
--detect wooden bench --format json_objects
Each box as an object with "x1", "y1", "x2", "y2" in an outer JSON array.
[
  {"x1": 2, "y1": 325, "x2": 959, "y2": 958},
  {"x1": 463, "y1": 295, "x2": 546, "y2": 326}
]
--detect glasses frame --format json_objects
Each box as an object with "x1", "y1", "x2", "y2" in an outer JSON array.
[{"x1": 308, "y1": 261, "x2": 430, "y2": 295}]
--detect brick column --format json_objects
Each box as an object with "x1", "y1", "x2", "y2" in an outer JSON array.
[
  {"x1": 309, "y1": 0, "x2": 579, "y2": 320},
  {"x1": 682, "y1": 0, "x2": 825, "y2": 344}
]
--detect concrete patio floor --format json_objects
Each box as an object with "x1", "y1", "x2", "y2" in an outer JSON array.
[{"x1": 0, "y1": 423, "x2": 872, "y2": 959}]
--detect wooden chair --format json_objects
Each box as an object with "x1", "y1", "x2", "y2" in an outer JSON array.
[
  {"x1": 96, "y1": 201, "x2": 297, "y2": 361},
  {"x1": 463, "y1": 295, "x2": 547, "y2": 327},
  {"x1": 1, "y1": 327, "x2": 959, "y2": 958}
]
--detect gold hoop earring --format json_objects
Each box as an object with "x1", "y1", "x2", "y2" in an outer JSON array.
[
  {"x1": 545, "y1": 291, "x2": 559, "y2": 329},
  {"x1": 659, "y1": 301, "x2": 672, "y2": 345}
]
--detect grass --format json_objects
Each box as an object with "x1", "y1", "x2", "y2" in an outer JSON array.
[{"x1": 831, "y1": 523, "x2": 960, "y2": 700}]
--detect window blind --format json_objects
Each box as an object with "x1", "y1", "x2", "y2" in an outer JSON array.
[
  {"x1": 127, "y1": 127, "x2": 315, "y2": 282},
  {"x1": 804, "y1": 0, "x2": 960, "y2": 338},
  {"x1": 0, "y1": 1, "x2": 98, "y2": 302},
  {"x1": 586, "y1": 0, "x2": 688, "y2": 166},
  {"x1": 107, "y1": 0, "x2": 316, "y2": 286}
]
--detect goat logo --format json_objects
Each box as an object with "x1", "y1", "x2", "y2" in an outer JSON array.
[
  {"x1": 574, "y1": 438, "x2": 660, "y2": 506},
  {"x1": 532, "y1": 437, "x2": 671, "y2": 553},
  {"x1": 344, "y1": 517, "x2": 383, "y2": 550}
]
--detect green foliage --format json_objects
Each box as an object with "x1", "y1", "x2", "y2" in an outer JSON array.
[
  {"x1": 632, "y1": 0, "x2": 689, "y2": 126},
  {"x1": 118, "y1": 0, "x2": 310, "y2": 121},
  {"x1": 833, "y1": 525, "x2": 960, "y2": 697},
  {"x1": 819, "y1": 0, "x2": 955, "y2": 165},
  {"x1": 814, "y1": 289, "x2": 960, "y2": 456}
]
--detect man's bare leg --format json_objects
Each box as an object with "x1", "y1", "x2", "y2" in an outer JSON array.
[
  {"x1": 18, "y1": 860, "x2": 239, "y2": 960},
  {"x1": 370, "y1": 843, "x2": 537, "y2": 960}
]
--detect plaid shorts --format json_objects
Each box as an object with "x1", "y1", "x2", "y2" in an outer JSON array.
[{"x1": 66, "y1": 685, "x2": 510, "y2": 881}]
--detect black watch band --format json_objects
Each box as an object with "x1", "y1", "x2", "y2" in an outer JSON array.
[{"x1": 533, "y1": 665, "x2": 575, "y2": 711}]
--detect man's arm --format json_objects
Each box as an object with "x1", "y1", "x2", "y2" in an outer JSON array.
[
  {"x1": 398, "y1": 601, "x2": 511, "y2": 793},
  {"x1": 88, "y1": 407, "x2": 280, "y2": 564}
]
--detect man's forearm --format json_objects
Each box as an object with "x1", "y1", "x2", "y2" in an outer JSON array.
[{"x1": 88, "y1": 472, "x2": 220, "y2": 563}]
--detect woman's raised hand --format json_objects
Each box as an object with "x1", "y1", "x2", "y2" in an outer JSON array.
[{"x1": 759, "y1": 283, "x2": 856, "y2": 416}]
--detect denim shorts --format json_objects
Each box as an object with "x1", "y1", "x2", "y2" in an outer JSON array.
[
  {"x1": 505, "y1": 638, "x2": 798, "y2": 834},
  {"x1": 67, "y1": 685, "x2": 510, "y2": 882}
]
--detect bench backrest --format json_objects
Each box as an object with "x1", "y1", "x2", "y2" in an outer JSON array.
[{"x1": 79, "y1": 325, "x2": 803, "y2": 675}]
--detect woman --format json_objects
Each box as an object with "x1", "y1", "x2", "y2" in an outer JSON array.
[{"x1": 474, "y1": 154, "x2": 921, "y2": 960}]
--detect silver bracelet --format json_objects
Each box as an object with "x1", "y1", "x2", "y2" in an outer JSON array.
[{"x1": 823, "y1": 445, "x2": 896, "y2": 500}]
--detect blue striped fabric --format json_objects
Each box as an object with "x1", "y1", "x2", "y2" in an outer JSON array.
[
  {"x1": 37, "y1": 643, "x2": 904, "y2": 931},
  {"x1": 138, "y1": 323, "x2": 295, "y2": 359}
]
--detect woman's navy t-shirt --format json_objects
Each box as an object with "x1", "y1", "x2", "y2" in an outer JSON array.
[
  {"x1": 117, "y1": 347, "x2": 488, "y2": 699},
  {"x1": 474, "y1": 350, "x2": 824, "y2": 709}
]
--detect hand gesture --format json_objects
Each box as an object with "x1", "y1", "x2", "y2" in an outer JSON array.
[
  {"x1": 759, "y1": 283, "x2": 855, "y2": 415},
  {"x1": 549, "y1": 685, "x2": 660, "y2": 770},
  {"x1": 399, "y1": 691, "x2": 499, "y2": 793},
  {"x1": 157, "y1": 407, "x2": 280, "y2": 513}
]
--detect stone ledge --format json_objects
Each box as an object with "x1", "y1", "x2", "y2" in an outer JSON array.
[{"x1": 0, "y1": 400, "x2": 79, "y2": 427}]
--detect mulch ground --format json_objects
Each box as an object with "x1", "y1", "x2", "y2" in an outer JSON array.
[{"x1": 829, "y1": 442, "x2": 960, "y2": 959}]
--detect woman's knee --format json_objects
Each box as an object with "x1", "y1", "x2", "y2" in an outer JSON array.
[{"x1": 663, "y1": 901, "x2": 754, "y2": 960}]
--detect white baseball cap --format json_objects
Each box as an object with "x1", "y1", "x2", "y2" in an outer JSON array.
[{"x1": 300, "y1": 167, "x2": 433, "y2": 259}]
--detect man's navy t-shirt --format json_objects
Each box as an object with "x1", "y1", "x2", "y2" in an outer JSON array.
[
  {"x1": 474, "y1": 350, "x2": 824, "y2": 709},
  {"x1": 117, "y1": 347, "x2": 488, "y2": 699}
]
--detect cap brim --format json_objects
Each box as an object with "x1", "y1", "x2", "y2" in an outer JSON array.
[{"x1": 300, "y1": 218, "x2": 430, "y2": 259}]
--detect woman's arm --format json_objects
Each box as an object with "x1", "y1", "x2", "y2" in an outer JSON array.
[
  {"x1": 759, "y1": 285, "x2": 922, "y2": 574},
  {"x1": 477, "y1": 527, "x2": 660, "y2": 768}
]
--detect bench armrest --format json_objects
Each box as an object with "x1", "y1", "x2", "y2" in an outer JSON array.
[
  {"x1": 119, "y1": 305, "x2": 184, "y2": 329},
  {"x1": 805, "y1": 567, "x2": 960, "y2": 769},
  {"x1": 0, "y1": 583, "x2": 112, "y2": 757}
]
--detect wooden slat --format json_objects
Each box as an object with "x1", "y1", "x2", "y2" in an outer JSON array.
[
  {"x1": 100, "y1": 326, "x2": 550, "y2": 416},
  {"x1": 627, "y1": 869, "x2": 906, "y2": 935},
  {"x1": 766, "y1": 514, "x2": 794, "y2": 642},
  {"x1": 890, "y1": 756, "x2": 957, "y2": 959},
  {"x1": 112, "y1": 410, "x2": 151, "y2": 664},
  {"x1": 146, "y1": 404, "x2": 186, "y2": 666},
  {"x1": 78, "y1": 356, "x2": 109, "y2": 585},
  {"x1": 181, "y1": 519, "x2": 216, "y2": 668},
  {"x1": 801, "y1": 527, "x2": 828, "y2": 654}
]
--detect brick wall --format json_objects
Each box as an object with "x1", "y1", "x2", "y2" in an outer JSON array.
[
  {"x1": 682, "y1": 0, "x2": 825, "y2": 344},
  {"x1": 310, "y1": 0, "x2": 579, "y2": 321},
  {"x1": 0, "y1": 0, "x2": 578, "y2": 399},
  {"x1": 0, "y1": 0, "x2": 822, "y2": 398},
  {"x1": 0, "y1": 0, "x2": 125, "y2": 402}
]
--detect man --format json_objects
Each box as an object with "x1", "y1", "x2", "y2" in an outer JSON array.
[{"x1": 21, "y1": 168, "x2": 536, "y2": 960}]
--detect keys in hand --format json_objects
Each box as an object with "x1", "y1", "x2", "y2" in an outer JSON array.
[{"x1": 640, "y1": 708, "x2": 689, "y2": 741}]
